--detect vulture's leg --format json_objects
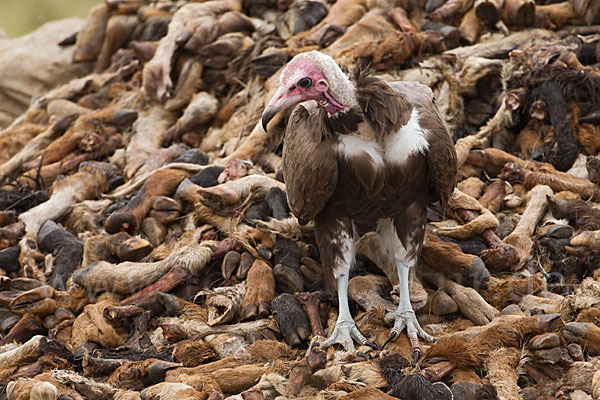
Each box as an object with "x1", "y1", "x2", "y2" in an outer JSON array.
[
  {"x1": 378, "y1": 217, "x2": 435, "y2": 363},
  {"x1": 312, "y1": 214, "x2": 378, "y2": 353}
]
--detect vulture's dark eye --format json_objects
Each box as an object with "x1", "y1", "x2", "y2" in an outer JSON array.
[{"x1": 297, "y1": 77, "x2": 312, "y2": 89}]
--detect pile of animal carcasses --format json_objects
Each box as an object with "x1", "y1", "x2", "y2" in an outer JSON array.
[{"x1": 0, "y1": 0, "x2": 600, "y2": 398}]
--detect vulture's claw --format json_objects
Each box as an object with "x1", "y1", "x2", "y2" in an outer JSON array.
[
  {"x1": 317, "y1": 318, "x2": 372, "y2": 353},
  {"x1": 365, "y1": 340, "x2": 380, "y2": 351},
  {"x1": 412, "y1": 349, "x2": 421, "y2": 365},
  {"x1": 384, "y1": 308, "x2": 436, "y2": 364},
  {"x1": 381, "y1": 331, "x2": 398, "y2": 349}
]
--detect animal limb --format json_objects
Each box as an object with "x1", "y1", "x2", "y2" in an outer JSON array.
[
  {"x1": 82, "y1": 232, "x2": 152, "y2": 267},
  {"x1": 348, "y1": 275, "x2": 396, "y2": 313},
  {"x1": 241, "y1": 259, "x2": 275, "y2": 321},
  {"x1": 485, "y1": 348, "x2": 521, "y2": 400},
  {"x1": 422, "y1": 264, "x2": 499, "y2": 325},
  {"x1": 503, "y1": 185, "x2": 553, "y2": 270},
  {"x1": 285, "y1": 350, "x2": 327, "y2": 397},
  {"x1": 73, "y1": 3, "x2": 110, "y2": 62},
  {"x1": 72, "y1": 236, "x2": 215, "y2": 296},
  {"x1": 425, "y1": 314, "x2": 560, "y2": 367},
  {"x1": 0, "y1": 313, "x2": 45, "y2": 346},
  {"x1": 501, "y1": 162, "x2": 599, "y2": 201},
  {"x1": 422, "y1": 230, "x2": 490, "y2": 289},
  {"x1": 563, "y1": 322, "x2": 600, "y2": 355},
  {"x1": 37, "y1": 220, "x2": 83, "y2": 290},
  {"x1": 272, "y1": 293, "x2": 311, "y2": 348},
  {"x1": 104, "y1": 167, "x2": 191, "y2": 234},
  {"x1": 296, "y1": 291, "x2": 326, "y2": 338},
  {"x1": 195, "y1": 281, "x2": 246, "y2": 326}
]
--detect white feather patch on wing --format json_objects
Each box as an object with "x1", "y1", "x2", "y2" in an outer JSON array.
[
  {"x1": 384, "y1": 108, "x2": 429, "y2": 165},
  {"x1": 338, "y1": 135, "x2": 384, "y2": 168}
]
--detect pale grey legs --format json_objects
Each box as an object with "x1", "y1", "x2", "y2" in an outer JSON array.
[
  {"x1": 383, "y1": 260, "x2": 436, "y2": 363},
  {"x1": 313, "y1": 273, "x2": 378, "y2": 353}
]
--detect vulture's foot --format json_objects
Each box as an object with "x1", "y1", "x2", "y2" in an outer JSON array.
[
  {"x1": 312, "y1": 317, "x2": 379, "y2": 353},
  {"x1": 383, "y1": 308, "x2": 436, "y2": 364}
]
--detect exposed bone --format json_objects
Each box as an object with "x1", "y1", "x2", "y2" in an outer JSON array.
[{"x1": 296, "y1": 291, "x2": 326, "y2": 338}]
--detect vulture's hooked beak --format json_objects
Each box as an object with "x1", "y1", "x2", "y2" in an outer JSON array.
[
  {"x1": 261, "y1": 86, "x2": 300, "y2": 133},
  {"x1": 261, "y1": 106, "x2": 277, "y2": 133}
]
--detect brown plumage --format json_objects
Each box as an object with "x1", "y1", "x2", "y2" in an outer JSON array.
[{"x1": 261, "y1": 50, "x2": 457, "y2": 356}]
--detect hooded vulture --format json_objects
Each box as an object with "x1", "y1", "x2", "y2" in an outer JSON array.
[{"x1": 261, "y1": 51, "x2": 458, "y2": 361}]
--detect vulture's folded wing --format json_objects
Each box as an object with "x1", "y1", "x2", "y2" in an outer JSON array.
[
  {"x1": 389, "y1": 81, "x2": 457, "y2": 208},
  {"x1": 282, "y1": 104, "x2": 338, "y2": 224},
  {"x1": 425, "y1": 126, "x2": 457, "y2": 208}
]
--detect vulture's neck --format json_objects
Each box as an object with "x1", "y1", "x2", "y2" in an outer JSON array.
[
  {"x1": 320, "y1": 65, "x2": 359, "y2": 117},
  {"x1": 319, "y1": 70, "x2": 410, "y2": 142}
]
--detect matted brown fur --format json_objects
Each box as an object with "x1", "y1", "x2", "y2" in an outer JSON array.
[
  {"x1": 449, "y1": 368, "x2": 482, "y2": 386},
  {"x1": 485, "y1": 347, "x2": 520, "y2": 400},
  {"x1": 576, "y1": 307, "x2": 600, "y2": 325},
  {"x1": 242, "y1": 259, "x2": 275, "y2": 318},
  {"x1": 337, "y1": 386, "x2": 398, "y2": 400},
  {"x1": 483, "y1": 275, "x2": 546, "y2": 310},
  {"x1": 173, "y1": 340, "x2": 219, "y2": 367},
  {"x1": 0, "y1": 123, "x2": 47, "y2": 165},
  {"x1": 425, "y1": 315, "x2": 544, "y2": 368},
  {"x1": 71, "y1": 299, "x2": 129, "y2": 350}
]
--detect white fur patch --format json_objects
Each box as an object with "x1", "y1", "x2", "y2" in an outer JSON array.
[
  {"x1": 338, "y1": 136, "x2": 384, "y2": 168},
  {"x1": 384, "y1": 108, "x2": 429, "y2": 165}
]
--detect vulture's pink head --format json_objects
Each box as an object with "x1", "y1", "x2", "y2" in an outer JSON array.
[{"x1": 262, "y1": 51, "x2": 357, "y2": 132}]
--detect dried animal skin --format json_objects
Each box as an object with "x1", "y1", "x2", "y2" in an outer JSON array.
[{"x1": 196, "y1": 282, "x2": 246, "y2": 326}]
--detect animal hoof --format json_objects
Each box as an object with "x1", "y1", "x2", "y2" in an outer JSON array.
[
  {"x1": 466, "y1": 256, "x2": 490, "y2": 289},
  {"x1": 241, "y1": 305, "x2": 258, "y2": 321}
]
